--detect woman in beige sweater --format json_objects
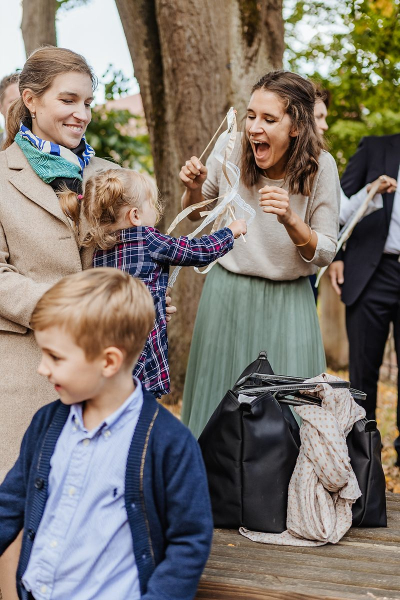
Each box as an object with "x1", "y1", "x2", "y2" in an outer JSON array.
[
  {"x1": 180, "y1": 71, "x2": 341, "y2": 438},
  {"x1": 0, "y1": 47, "x2": 120, "y2": 600}
]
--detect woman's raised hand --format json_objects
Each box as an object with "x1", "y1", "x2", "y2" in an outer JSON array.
[
  {"x1": 179, "y1": 156, "x2": 207, "y2": 190},
  {"x1": 258, "y1": 185, "x2": 293, "y2": 225}
]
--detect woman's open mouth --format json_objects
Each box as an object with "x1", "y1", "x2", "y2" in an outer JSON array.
[{"x1": 252, "y1": 141, "x2": 270, "y2": 162}]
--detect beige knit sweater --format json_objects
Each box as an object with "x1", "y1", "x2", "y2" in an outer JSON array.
[{"x1": 202, "y1": 136, "x2": 340, "y2": 281}]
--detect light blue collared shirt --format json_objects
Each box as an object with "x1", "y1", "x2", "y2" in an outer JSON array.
[{"x1": 22, "y1": 381, "x2": 143, "y2": 600}]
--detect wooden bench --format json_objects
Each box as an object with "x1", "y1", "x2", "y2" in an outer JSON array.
[{"x1": 196, "y1": 492, "x2": 400, "y2": 600}]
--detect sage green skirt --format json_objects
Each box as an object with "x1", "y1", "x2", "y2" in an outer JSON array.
[{"x1": 181, "y1": 264, "x2": 326, "y2": 439}]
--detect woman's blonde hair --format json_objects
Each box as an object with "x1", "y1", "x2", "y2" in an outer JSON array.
[
  {"x1": 59, "y1": 168, "x2": 162, "y2": 250},
  {"x1": 4, "y1": 46, "x2": 96, "y2": 150},
  {"x1": 31, "y1": 268, "x2": 155, "y2": 364},
  {"x1": 241, "y1": 70, "x2": 325, "y2": 196}
]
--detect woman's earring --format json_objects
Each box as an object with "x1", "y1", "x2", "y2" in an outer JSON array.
[{"x1": 31, "y1": 113, "x2": 36, "y2": 119}]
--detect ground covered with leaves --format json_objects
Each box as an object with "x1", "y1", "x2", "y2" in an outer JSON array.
[{"x1": 377, "y1": 379, "x2": 400, "y2": 493}]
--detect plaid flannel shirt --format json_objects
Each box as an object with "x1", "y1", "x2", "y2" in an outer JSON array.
[{"x1": 93, "y1": 226, "x2": 234, "y2": 396}]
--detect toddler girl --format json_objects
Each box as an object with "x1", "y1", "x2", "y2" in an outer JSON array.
[{"x1": 60, "y1": 168, "x2": 246, "y2": 397}]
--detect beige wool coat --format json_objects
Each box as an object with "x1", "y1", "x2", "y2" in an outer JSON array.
[{"x1": 0, "y1": 142, "x2": 116, "y2": 481}]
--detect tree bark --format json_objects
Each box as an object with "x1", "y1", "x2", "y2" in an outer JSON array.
[
  {"x1": 21, "y1": 0, "x2": 57, "y2": 58},
  {"x1": 115, "y1": 0, "x2": 284, "y2": 401}
]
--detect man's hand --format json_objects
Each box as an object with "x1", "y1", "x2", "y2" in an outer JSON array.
[
  {"x1": 166, "y1": 287, "x2": 177, "y2": 323},
  {"x1": 368, "y1": 175, "x2": 397, "y2": 195},
  {"x1": 327, "y1": 261, "x2": 344, "y2": 296}
]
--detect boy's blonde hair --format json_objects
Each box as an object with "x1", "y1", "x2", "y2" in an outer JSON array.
[
  {"x1": 59, "y1": 168, "x2": 162, "y2": 250},
  {"x1": 31, "y1": 268, "x2": 155, "y2": 364}
]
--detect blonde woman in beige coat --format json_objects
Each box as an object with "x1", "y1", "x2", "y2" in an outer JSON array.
[{"x1": 0, "y1": 47, "x2": 122, "y2": 600}]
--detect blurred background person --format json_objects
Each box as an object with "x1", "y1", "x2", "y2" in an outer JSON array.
[
  {"x1": 314, "y1": 88, "x2": 330, "y2": 137},
  {"x1": 309, "y1": 88, "x2": 331, "y2": 300},
  {"x1": 329, "y1": 133, "x2": 399, "y2": 465},
  {"x1": 313, "y1": 85, "x2": 387, "y2": 225},
  {"x1": 312, "y1": 85, "x2": 391, "y2": 301},
  {"x1": 0, "y1": 73, "x2": 20, "y2": 149}
]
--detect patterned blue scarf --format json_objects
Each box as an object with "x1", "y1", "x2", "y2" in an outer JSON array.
[{"x1": 15, "y1": 123, "x2": 95, "y2": 184}]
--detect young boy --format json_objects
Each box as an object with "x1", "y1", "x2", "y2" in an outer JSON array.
[{"x1": 0, "y1": 268, "x2": 213, "y2": 600}]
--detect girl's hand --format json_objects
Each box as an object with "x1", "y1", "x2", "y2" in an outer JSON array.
[
  {"x1": 228, "y1": 219, "x2": 247, "y2": 239},
  {"x1": 259, "y1": 185, "x2": 293, "y2": 225},
  {"x1": 179, "y1": 156, "x2": 207, "y2": 191},
  {"x1": 165, "y1": 287, "x2": 177, "y2": 323},
  {"x1": 368, "y1": 175, "x2": 397, "y2": 195}
]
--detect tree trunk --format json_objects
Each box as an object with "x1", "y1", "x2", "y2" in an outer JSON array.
[
  {"x1": 21, "y1": 0, "x2": 57, "y2": 58},
  {"x1": 319, "y1": 275, "x2": 349, "y2": 370},
  {"x1": 115, "y1": 0, "x2": 284, "y2": 401}
]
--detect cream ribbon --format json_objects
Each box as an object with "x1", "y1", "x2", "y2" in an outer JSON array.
[{"x1": 167, "y1": 108, "x2": 255, "y2": 288}]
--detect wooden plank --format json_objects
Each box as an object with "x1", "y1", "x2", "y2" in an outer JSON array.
[
  {"x1": 202, "y1": 555, "x2": 400, "y2": 591},
  {"x1": 206, "y1": 542, "x2": 400, "y2": 573},
  {"x1": 197, "y1": 572, "x2": 400, "y2": 600},
  {"x1": 344, "y1": 527, "x2": 400, "y2": 543},
  {"x1": 211, "y1": 530, "x2": 400, "y2": 561},
  {"x1": 196, "y1": 581, "x2": 345, "y2": 600},
  {"x1": 197, "y1": 494, "x2": 400, "y2": 600},
  {"x1": 387, "y1": 492, "x2": 400, "y2": 502}
]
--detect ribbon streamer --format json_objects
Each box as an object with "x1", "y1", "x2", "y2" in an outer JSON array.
[
  {"x1": 168, "y1": 107, "x2": 255, "y2": 288},
  {"x1": 315, "y1": 178, "x2": 382, "y2": 287}
]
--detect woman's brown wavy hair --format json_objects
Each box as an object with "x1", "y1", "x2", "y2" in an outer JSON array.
[{"x1": 240, "y1": 70, "x2": 325, "y2": 196}]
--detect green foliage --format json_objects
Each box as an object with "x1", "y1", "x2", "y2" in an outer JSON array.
[
  {"x1": 85, "y1": 67, "x2": 153, "y2": 173},
  {"x1": 56, "y1": 0, "x2": 92, "y2": 11},
  {"x1": 285, "y1": 0, "x2": 400, "y2": 174},
  {"x1": 87, "y1": 108, "x2": 153, "y2": 172}
]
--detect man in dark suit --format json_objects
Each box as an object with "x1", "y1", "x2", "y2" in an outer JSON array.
[{"x1": 328, "y1": 134, "x2": 400, "y2": 464}]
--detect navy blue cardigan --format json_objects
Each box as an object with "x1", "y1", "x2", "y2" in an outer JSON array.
[{"x1": 0, "y1": 390, "x2": 213, "y2": 600}]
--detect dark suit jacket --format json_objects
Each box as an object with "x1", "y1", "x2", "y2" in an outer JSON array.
[{"x1": 339, "y1": 134, "x2": 400, "y2": 306}]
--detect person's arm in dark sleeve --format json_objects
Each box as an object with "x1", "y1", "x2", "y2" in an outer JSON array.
[
  {"x1": 0, "y1": 427, "x2": 31, "y2": 554},
  {"x1": 143, "y1": 430, "x2": 213, "y2": 600},
  {"x1": 146, "y1": 227, "x2": 234, "y2": 267},
  {"x1": 340, "y1": 137, "x2": 370, "y2": 198}
]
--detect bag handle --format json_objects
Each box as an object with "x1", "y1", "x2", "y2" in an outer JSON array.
[
  {"x1": 235, "y1": 372, "x2": 366, "y2": 402},
  {"x1": 236, "y1": 385, "x2": 322, "y2": 407},
  {"x1": 235, "y1": 372, "x2": 348, "y2": 388},
  {"x1": 236, "y1": 380, "x2": 349, "y2": 395}
]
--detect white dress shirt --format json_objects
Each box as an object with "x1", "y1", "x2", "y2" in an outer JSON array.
[
  {"x1": 384, "y1": 166, "x2": 400, "y2": 254},
  {"x1": 339, "y1": 166, "x2": 400, "y2": 254},
  {"x1": 339, "y1": 186, "x2": 383, "y2": 227}
]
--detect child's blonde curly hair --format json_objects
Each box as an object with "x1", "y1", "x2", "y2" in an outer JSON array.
[{"x1": 59, "y1": 168, "x2": 162, "y2": 250}]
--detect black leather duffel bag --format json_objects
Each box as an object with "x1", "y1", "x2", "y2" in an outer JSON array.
[
  {"x1": 199, "y1": 352, "x2": 387, "y2": 533},
  {"x1": 347, "y1": 417, "x2": 387, "y2": 527}
]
